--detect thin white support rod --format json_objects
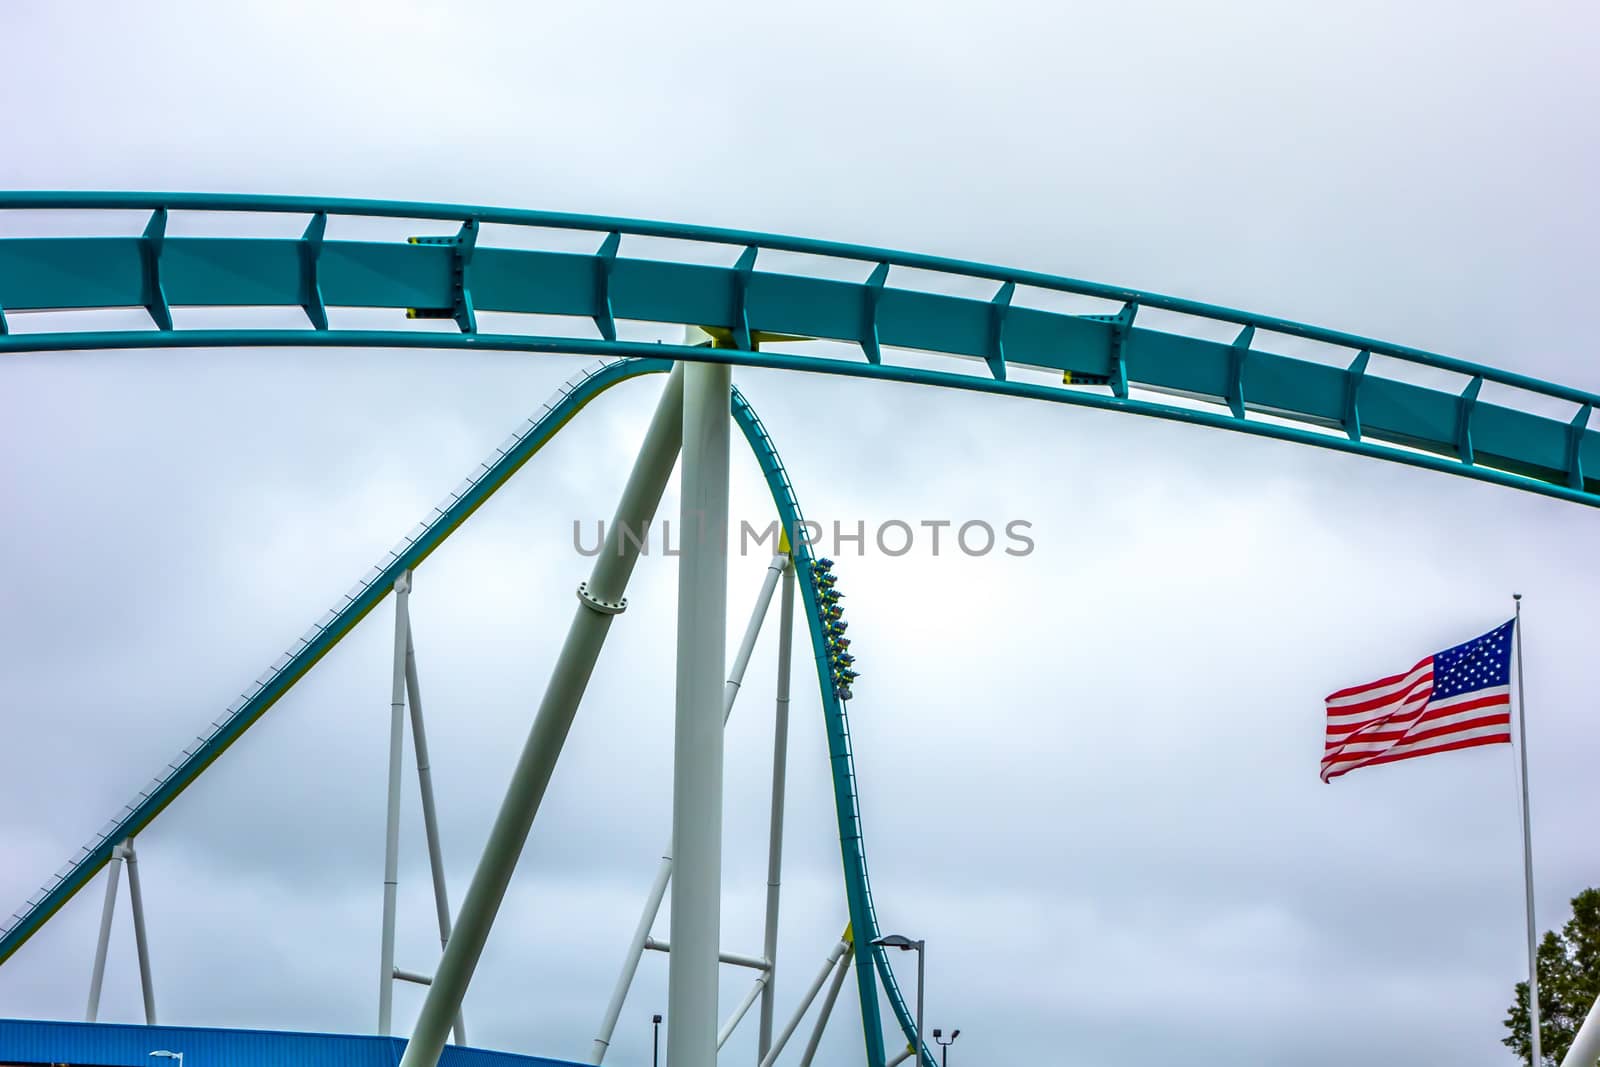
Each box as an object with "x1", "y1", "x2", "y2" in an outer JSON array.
[
  {"x1": 590, "y1": 853, "x2": 673, "y2": 1064},
  {"x1": 643, "y1": 937, "x2": 769, "y2": 972},
  {"x1": 718, "y1": 976, "x2": 769, "y2": 1051},
  {"x1": 378, "y1": 572, "x2": 411, "y2": 1036},
  {"x1": 398, "y1": 365, "x2": 687, "y2": 1067},
  {"x1": 667, "y1": 356, "x2": 734, "y2": 1067},
  {"x1": 588, "y1": 554, "x2": 785, "y2": 1065},
  {"x1": 404, "y1": 620, "x2": 467, "y2": 1046},
  {"x1": 395, "y1": 968, "x2": 434, "y2": 986},
  {"x1": 798, "y1": 945, "x2": 853, "y2": 1067},
  {"x1": 758, "y1": 937, "x2": 850, "y2": 1067},
  {"x1": 1561, "y1": 989, "x2": 1600, "y2": 1067},
  {"x1": 122, "y1": 838, "x2": 157, "y2": 1024},
  {"x1": 84, "y1": 845, "x2": 125, "y2": 1022},
  {"x1": 885, "y1": 1045, "x2": 917, "y2": 1067},
  {"x1": 758, "y1": 559, "x2": 795, "y2": 1062}
]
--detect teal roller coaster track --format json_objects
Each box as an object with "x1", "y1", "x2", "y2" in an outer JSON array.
[{"x1": 2, "y1": 192, "x2": 1595, "y2": 1067}]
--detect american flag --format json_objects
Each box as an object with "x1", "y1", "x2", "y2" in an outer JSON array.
[{"x1": 1322, "y1": 620, "x2": 1516, "y2": 782}]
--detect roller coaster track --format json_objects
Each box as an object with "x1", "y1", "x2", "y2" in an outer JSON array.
[{"x1": 4, "y1": 192, "x2": 1597, "y2": 1066}]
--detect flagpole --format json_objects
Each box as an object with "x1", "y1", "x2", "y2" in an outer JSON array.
[{"x1": 1513, "y1": 593, "x2": 1541, "y2": 1067}]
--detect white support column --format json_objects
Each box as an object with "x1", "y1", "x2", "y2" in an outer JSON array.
[
  {"x1": 668, "y1": 358, "x2": 733, "y2": 1067},
  {"x1": 798, "y1": 945, "x2": 852, "y2": 1067},
  {"x1": 403, "y1": 620, "x2": 467, "y2": 1045},
  {"x1": 717, "y1": 976, "x2": 769, "y2": 1051},
  {"x1": 398, "y1": 366, "x2": 686, "y2": 1067},
  {"x1": 885, "y1": 1045, "x2": 917, "y2": 1067},
  {"x1": 378, "y1": 572, "x2": 411, "y2": 1035},
  {"x1": 85, "y1": 846, "x2": 125, "y2": 1022},
  {"x1": 588, "y1": 555, "x2": 785, "y2": 1064},
  {"x1": 758, "y1": 937, "x2": 850, "y2": 1067},
  {"x1": 758, "y1": 559, "x2": 795, "y2": 1062},
  {"x1": 122, "y1": 838, "x2": 157, "y2": 1024}
]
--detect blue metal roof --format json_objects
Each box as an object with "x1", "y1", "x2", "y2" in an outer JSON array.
[{"x1": 0, "y1": 1020, "x2": 589, "y2": 1067}]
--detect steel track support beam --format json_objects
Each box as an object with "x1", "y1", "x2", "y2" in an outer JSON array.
[
  {"x1": 123, "y1": 839, "x2": 157, "y2": 1024},
  {"x1": 758, "y1": 559, "x2": 795, "y2": 1062},
  {"x1": 667, "y1": 352, "x2": 733, "y2": 1067},
  {"x1": 404, "y1": 619, "x2": 467, "y2": 1045},
  {"x1": 717, "y1": 975, "x2": 768, "y2": 1051},
  {"x1": 758, "y1": 936, "x2": 850, "y2": 1067},
  {"x1": 798, "y1": 944, "x2": 853, "y2": 1067},
  {"x1": 84, "y1": 844, "x2": 124, "y2": 1021},
  {"x1": 587, "y1": 553, "x2": 785, "y2": 1063},
  {"x1": 378, "y1": 572, "x2": 411, "y2": 1035},
  {"x1": 397, "y1": 365, "x2": 687, "y2": 1067}
]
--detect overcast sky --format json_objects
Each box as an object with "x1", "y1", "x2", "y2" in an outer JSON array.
[{"x1": 2, "y1": 3, "x2": 1598, "y2": 1066}]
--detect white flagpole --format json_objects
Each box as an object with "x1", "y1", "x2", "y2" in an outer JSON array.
[{"x1": 1513, "y1": 593, "x2": 1542, "y2": 1067}]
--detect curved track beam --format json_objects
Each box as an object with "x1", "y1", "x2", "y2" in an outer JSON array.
[{"x1": 2, "y1": 192, "x2": 1599, "y2": 514}]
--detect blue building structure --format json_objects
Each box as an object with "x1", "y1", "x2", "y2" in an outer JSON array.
[{"x1": 0, "y1": 1021, "x2": 587, "y2": 1067}]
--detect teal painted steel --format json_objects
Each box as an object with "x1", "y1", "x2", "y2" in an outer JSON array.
[{"x1": 2, "y1": 192, "x2": 1598, "y2": 508}]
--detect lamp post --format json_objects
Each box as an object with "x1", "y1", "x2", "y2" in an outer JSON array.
[
  {"x1": 651, "y1": 1013, "x2": 661, "y2": 1067},
  {"x1": 933, "y1": 1028, "x2": 960, "y2": 1067},
  {"x1": 149, "y1": 1052, "x2": 184, "y2": 1067},
  {"x1": 872, "y1": 934, "x2": 925, "y2": 1063}
]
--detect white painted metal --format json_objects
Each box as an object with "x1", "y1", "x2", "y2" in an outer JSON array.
[
  {"x1": 1513, "y1": 595, "x2": 1541, "y2": 1067},
  {"x1": 588, "y1": 556, "x2": 785, "y2": 1064},
  {"x1": 885, "y1": 1045, "x2": 916, "y2": 1067},
  {"x1": 84, "y1": 844, "x2": 125, "y2": 1021},
  {"x1": 378, "y1": 572, "x2": 411, "y2": 1035},
  {"x1": 798, "y1": 945, "x2": 852, "y2": 1067},
  {"x1": 394, "y1": 968, "x2": 434, "y2": 986},
  {"x1": 718, "y1": 976, "x2": 769, "y2": 1051},
  {"x1": 758, "y1": 560, "x2": 795, "y2": 1062},
  {"x1": 1561, "y1": 989, "x2": 1600, "y2": 1067},
  {"x1": 757, "y1": 938, "x2": 849, "y2": 1067},
  {"x1": 398, "y1": 366, "x2": 687, "y2": 1067},
  {"x1": 643, "y1": 938, "x2": 769, "y2": 972},
  {"x1": 590, "y1": 852, "x2": 674, "y2": 1064},
  {"x1": 122, "y1": 839, "x2": 157, "y2": 1024},
  {"x1": 403, "y1": 622, "x2": 467, "y2": 1045},
  {"x1": 668, "y1": 357, "x2": 734, "y2": 1067}
]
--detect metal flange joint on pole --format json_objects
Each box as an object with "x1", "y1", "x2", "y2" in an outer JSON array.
[{"x1": 398, "y1": 365, "x2": 687, "y2": 1067}]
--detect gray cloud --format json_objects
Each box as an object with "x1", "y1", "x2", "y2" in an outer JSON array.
[{"x1": 2, "y1": 2, "x2": 1598, "y2": 1066}]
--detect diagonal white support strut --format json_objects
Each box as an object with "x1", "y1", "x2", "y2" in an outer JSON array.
[
  {"x1": 588, "y1": 553, "x2": 787, "y2": 1064},
  {"x1": 397, "y1": 366, "x2": 686, "y2": 1067}
]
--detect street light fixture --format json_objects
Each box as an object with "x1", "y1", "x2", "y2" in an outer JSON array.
[
  {"x1": 872, "y1": 934, "x2": 925, "y2": 1063},
  {"x1": 933, "y1": 1027, "x2": 960, "y2": 1067},
  {"x1": 149, "y1": 1052, "x2": 184, "y2": 1067}
]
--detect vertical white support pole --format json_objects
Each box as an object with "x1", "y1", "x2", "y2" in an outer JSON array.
[
  {"x1": 589, "y1": 556, "x2": 783, "y2": 1064},
  {"x1": 399, "y1": 366, "x2": 686, "y2": 1067},
  {"x1": 1513, "y1": 594, "x2": 1541, "y2": 1067},
  {"x1": 123, "y1": 838, "x2": 157, "y2": 1024},
  {"x1": 798, "y1": 945, "x2": 853, "y2": 1067},
  {"x1": 758, "y1": 559, "x2": 795, "y2": 1062},
  {"x1": 85, "y1": 846, "x2": 125, "y2": 1022},
  {"x1": 404, "y1": 622, "x2": 467, "y2": 1046},
  {"x1": 668, "y1": 357, "x2": 732, "y2": 1067},
  {"x1": 379, "y1": 572, "x2": 411, "y2": 1036}
]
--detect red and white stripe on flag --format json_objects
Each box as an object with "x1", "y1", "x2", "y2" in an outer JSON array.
[{"x1": 1322, "y1": 622, "x2": 1515, "y2": 782}]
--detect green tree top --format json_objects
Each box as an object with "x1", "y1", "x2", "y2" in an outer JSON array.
[{"x1": 1504, "y1": 888, "x2": 1600, "y2": 1066}]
